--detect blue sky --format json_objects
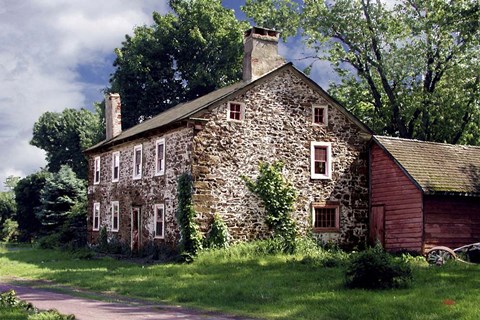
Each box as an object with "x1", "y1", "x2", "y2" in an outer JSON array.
[{"x1": 0, "y1": 0, "x2": 335, "y2": 189}]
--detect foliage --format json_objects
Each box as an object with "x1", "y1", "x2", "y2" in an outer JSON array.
[
  {"x1": 97, "y1": 226, "x2": 109, "y2": 253},
  {"x1": 242, "y1": 161, "x2": 297, "y2": 253},
  {"x1": 14, "y1": 171, "x2": 50, "y2": 242},
  {"x1": 244, "y1": 0, "x2": 480, "y2": 144},
  {"x1": 345, "y1": 244, "x2": 412, "y2": 289},
  {"x1": 176, "y1": 173, "x2": 202, "y2": 260},
  {"x1": 1, "y1": 218, "x2": 19, "y2": 243},
  {"x1": 109, "y1": 0, "x2": 250, "y2": 130},
  {"x1": 30, "y1": 107, "x2": 104, "y2": 179},
  {"x1": 0, "y1": 191, "x2": 16, "y2": 227},
  {"x1": 205, "y1": 214, "x2": 229, "y2": 249}
]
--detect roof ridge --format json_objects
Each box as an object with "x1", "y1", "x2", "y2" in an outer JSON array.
[{"x1": 374, "y1": 135, "x2": 480, "y2": 149}]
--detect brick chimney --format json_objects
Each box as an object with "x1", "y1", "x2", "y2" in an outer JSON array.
[
  {"x1": 243, "y1": 27, "x2": 285, "y2": 82},
  {"x1": 105, "y1": 93, "x2": 122, "y2": 140}
]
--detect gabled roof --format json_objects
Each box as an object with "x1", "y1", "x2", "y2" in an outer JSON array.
[
  {"x1": 373, "y1": 135, "x2": 480, "y2": 196},
  {"x1": 86, "y1": 63, "x2": 372, "y2": 153}
]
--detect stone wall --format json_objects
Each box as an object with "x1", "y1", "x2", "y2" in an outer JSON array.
[
  {"x1": 87, "y1": 126, "x2": 193, "y2": 248},
  {"x1": 191, "y1": 69, "x2": 369, "y2": 248}
]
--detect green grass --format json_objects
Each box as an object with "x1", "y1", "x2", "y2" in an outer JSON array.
[{"x1": 1, "y1": 243, "x2": 480, "y2": 319}]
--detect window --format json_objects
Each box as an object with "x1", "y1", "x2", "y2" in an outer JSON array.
[
  {"x1": 310, "y1": 142, "x2": 332, "y2": 179},
  {"x1": 111, "y1": 201, "x2": 119, "y2": 232},
  {"x1": 94, "y1": 156, "x2": 100, "y2": 184},
  {"x1": 133, "y1": 145, "x2": 142, "y2": 179},
  {"x1": 227, "y1": 101, "x2": 245, "y2": 121},
  {"x1": 312, "y1": 105, "x2": 328, "y2": 125},
  {"x1": 312, "y1": 204, "x2": 340, "y2": 232},
  {"x1": 93, "y1": 202, "x2": 100, "y2": 231},
  {"x1": 154, "y1": 204, "x2": 165, "y2": 239},
  {"x1": 155, "y1": 138, "x2": 165, "y2": 176},
  {"x1": 112, "y1": 152, "x2": 120, "y2": 182}
]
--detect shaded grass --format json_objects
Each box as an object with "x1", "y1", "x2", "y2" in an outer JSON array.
[{"x1": 1, "y1": 243, "x2": 480, "y2": 319}]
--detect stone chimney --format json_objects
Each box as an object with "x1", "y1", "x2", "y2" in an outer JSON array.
[
  {"x1": 243, "y1": 27, "x2": 285, "y2": 82},
  {"x1": 105, "y1": 93, "x2": 122, "y2": 140}
]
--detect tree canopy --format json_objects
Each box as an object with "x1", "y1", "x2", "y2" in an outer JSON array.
[
  {"x1": 109, "y1": 0, "x2": 250, "y2": 130},
  {"x1": 243, "y1": 0, "x2": 480, "y2": 144}
]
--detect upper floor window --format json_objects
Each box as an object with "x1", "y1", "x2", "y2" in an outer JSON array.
[
  {"x1": 111, "y1": 201, "x2": 119, "y2": 232},
  {"x1": 94, "y1": 156, "x2": 101, "y2": 185},
  {"x1": 93, "y1": 202, "x2": 100, "y2": 231},
  {"x1": 112, "y1": 151, "x2": 120, "y2": 182},
  {"x1": 227, "y1": 101, "x2": 245, "y2": 122},
  {"x1": 133, "y1": 145, "x2": 142, "y2": 180},
  {"x1": 312, "y1": 204, "x2": 340, "y2": 232},
  {"x1": 155, "y1": 138, "x2": 165, "y2": 176},
  {"x1": 313, "y1": 105, "x2": 328, "y2": 125},
  {"x1": 310, "y1": 142, "x2": 332, "y2": 179},
  {"x1": 154, "y1": 204, "x2": 165, "y2": 239}
]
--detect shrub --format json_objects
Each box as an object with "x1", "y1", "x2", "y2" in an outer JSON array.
[
  {"x1": 1, "y1": 218, "x2": 19, "y2": 243},
  {"x1": 345, "y1": 244, "x2": 412, "y2": 289},
  {"x1": 98, "y1": 226, "x2": 109, "y2": 253},
  {"x1": 205, "y1": 214, "x2": 229, "y2": 249}
]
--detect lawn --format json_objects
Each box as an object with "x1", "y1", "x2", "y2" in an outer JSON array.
[{"x1": 1, "y1": 244, "x2": 479, "y2": 320}]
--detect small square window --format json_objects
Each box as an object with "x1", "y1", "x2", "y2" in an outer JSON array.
[
  {"x1": 93, "y1": 202, "x2": 100, "y2": 231},
  {"x1": 94, "y1": 156, "x2": 101, "y2": 185},
  {"x1": 312, "y1": 105, "x2": 328, "y2": 125},
  {"x1": 112, "y1": 152, "x2": 120, "y2": 182},
  {"x1": 154, "y1": 204, "x2": 165, "y2": 239},
  {"x1": 312, "y1": 204, "x2": 340, "y2": 232},
  {"x1": 310, "y1": 142, "x2": 332, "y2": 179},
  {"x1": 155, "y1": 138, "x2": 165, "y2": 176},
  {"x1": 227, "y1": 101, "x2": 245, "y2": 122},
  {"x1": 133, "y1": 145, "x2": 142, "y2": 180},
  {"x1": 112, "y1": 201, "x2": 120, "y2": 232}
]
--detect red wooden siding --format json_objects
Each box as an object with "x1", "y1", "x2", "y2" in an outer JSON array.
[
  {"x1": 424, "y1": 195, "x2": 480, "y2": 250},
  {"x1": 370, "y1": 143, "x2": 424, "y2": 252}
]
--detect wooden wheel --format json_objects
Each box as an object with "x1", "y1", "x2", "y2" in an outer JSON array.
[{"x1": 426, "y1": 246, "x2": 457, "y2": 265}]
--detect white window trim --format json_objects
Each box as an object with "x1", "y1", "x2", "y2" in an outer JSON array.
[
  {"x1": 310, "y1": 141, "x2": 332, "y2": 180},
  {"x1": 93, "y1": 202, "x2": 100, "y2": 231},
  {"x1": 112, "y1": 151, "x2": 120, "y2": 182},
  {"x1": 111, "y1": 201, "x2": 120, "y2": 232},
  {"x1": 226, "y1": 101, "x2": 245, "y2": 122},
  {"x1": 155, "y1": 138, "x2": 165, "y2": 176},
  {"x1": 312, "y1": 203, "x2": 340, "y2": 232},
  {"x1": 312, "y1": 105, "x2": 328, "y2": 126},
  {"x1": 133, "y1": 144, "x2": 142, "y2": 180},
  {"x1": 154, "y1": 203, "x2": 165, "y2": 239},
  {"x1": 93, "y1": 156, "x2": 101, "y2": 185}
]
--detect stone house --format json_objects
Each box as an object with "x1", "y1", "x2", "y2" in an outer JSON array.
[{"x1": 85, "y1": 27, "x2": 372, "y2": 251}]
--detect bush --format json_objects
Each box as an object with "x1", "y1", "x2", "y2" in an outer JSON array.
[
  {"x1": 1, "y1": 290, "x2": 74, "y2": 319},
  {"x1": 345, "y1": 244, "x2": 412, "y2": 289},
  {"x1": 205, "y1": 214, "x2": 229, "y2": 249},
  {"x1": 1, "y1": 218, "x2": 19, "y2": 243}
]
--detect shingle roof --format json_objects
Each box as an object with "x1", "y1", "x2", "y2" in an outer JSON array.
[{"x1": 373, "y1": 136, "x2": 480, "y2": 195}]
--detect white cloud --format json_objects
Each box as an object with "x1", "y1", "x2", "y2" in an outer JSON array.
[{"x1": 0, "y1": 0, "x2": 168, "y2": 189}]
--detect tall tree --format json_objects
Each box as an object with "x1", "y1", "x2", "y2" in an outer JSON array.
[
  {"x1": 243, "y1": 0, "x2": 480, "y2": 144},
  {"x1": 0, "y1": 176, "x2": 19, "y2": 229},
  {"x1": 110, "y1": 0, "x2": 250, "y2": 130},
  {"x1": 30, "y1": 106, "x2": 104, "y2": 179}
]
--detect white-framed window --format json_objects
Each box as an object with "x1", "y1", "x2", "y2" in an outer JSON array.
[
  {"x1": 94, "y1": 156, "x2": 101, "y2": 185},
  {"x1": 154, "y1": 203, "x2": 165, "y2": 239},
  {"x1": 312, "y1": 105, "x2": 328, "y2": 125},
  {"x1": 93, "y1": 202, "x2": 100, "y2": 231},
  {"x1": 112, "y1": 151, "x2": 120, "y2": 182},
  {"x1": 111, "y1": 201, "x2": 119, "y2": 232},
  {"x1": 312, "y1": 203, "x2": 340, "y2": 232},
  {"x1": 155, "y1": 138, "x2": 165, "y2": 176},
  {"x1": 310, "y1": 142, "x2": 332, "y2": 179},
  {"x1": 227, "y1": 101, "x2": 245, "y2": 122},
  {"x1": 133, "y1": 145, "x2": 142, "y2": 180}
]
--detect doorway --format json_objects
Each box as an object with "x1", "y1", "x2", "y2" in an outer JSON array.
[{"x1": 369, "y1": 205, "x2": 385, "y2": 246}]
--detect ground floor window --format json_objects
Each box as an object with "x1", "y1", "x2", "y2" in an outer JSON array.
[
  {"x1": 112, "y1": 201, "x2": 119, "y2": 232},
  {"x1": 154, "y1": 204, "x2": 164, "y2": 239},
  {"x1": 93, "y1": 202, "x2": 100, "y2": 231},
  {"x1": 312, "y1": 203, "x2": 340, "y2": 232}
]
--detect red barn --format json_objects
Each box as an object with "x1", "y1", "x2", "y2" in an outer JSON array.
[{"x1": 370, "y1": 136, "x2": 480, "y2": 253}]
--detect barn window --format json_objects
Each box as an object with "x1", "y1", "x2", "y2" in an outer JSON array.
[
  {"x1": 310, "y1": 142, "x2": 332, "y2": 179},
  {"x1": 312, "y1": 105, "x2": 328, "y2": 125},
  {"x1": 155, "y1": 138, "x2": 165, "y2": 176},
  {"x1": 227, "y1": 101, "x2": 245, "y2": 122},
  {"x1": 93, "y1": 202, "x2": 100, "y2": 231},
  {"x1": 133, "y1": 145, "x2": 142, "y2": 180},
  {"x1": 111, "y1": 201, "x2": 120, "y2": 232},
  {"x1": 312, "y1": 204, "x2": 340, "y2": 232},
  {"x1": 112, "y1": 151, "x2": 120, "y2": 182},
  {"x1": 154, "y1": 204, "x2": 165, "y2": 239},
  {"x1": 94, "y1": 156, "x2": 101, "y2": 184}
]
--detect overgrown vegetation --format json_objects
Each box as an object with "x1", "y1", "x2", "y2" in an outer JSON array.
[
  {"x1": 243, "y1": 161, "x2": 297, "y2": 253},
  {"x1": 204, "y1": 214, "x2": 229, "y2": 249}
]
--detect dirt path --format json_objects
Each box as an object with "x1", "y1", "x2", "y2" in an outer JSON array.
[{"x1": 0, "y1": 282, "x2": 255, "y2": 320}]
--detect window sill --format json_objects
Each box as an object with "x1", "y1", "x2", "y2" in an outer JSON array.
[
  {"x1": 313, "y1": 228, "x2": 340, "y2": 233},
  {"x1": 311, "y1": 175, "x2": 332, "y2": 180},
  {"x1": 132, "y1": 176, "x2": 142, "y2": 180},
  {"x1": 111, "y1": 229, "x2": 119, "y2": 233},
  {"x1": 154, "y1": 236, "x2": 164, "y2": 240},
  {"x1": 154, "y1": 172, "x2": 165, "y2": 177}
]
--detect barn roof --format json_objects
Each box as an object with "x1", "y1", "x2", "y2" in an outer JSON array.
[{"x1": 373, "y1": 136, "x2": 480, "y2": 196}]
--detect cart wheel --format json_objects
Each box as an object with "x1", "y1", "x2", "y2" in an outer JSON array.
[{"x1": 426, "y1": 246, "x2": 457, "y2": 265}]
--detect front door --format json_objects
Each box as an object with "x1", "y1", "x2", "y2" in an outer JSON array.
[
  {"x1": 370, "y1": 205, "x2": 385, "y2": 246},
  {"x1": 131, "y1": 207, "x2": 141, "y2": 252}
]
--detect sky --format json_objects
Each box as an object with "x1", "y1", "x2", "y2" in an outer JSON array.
[{"x1": 0, "y1": 0, "x2": 334, "y2": 190}]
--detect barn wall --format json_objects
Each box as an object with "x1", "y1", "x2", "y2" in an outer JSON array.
[
  {"x1": 424, "y1": 195, "x2": 480, "y2": 250},
  {"x1": 370, "y1": 143, "x2": 424, "y2": 252}
]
